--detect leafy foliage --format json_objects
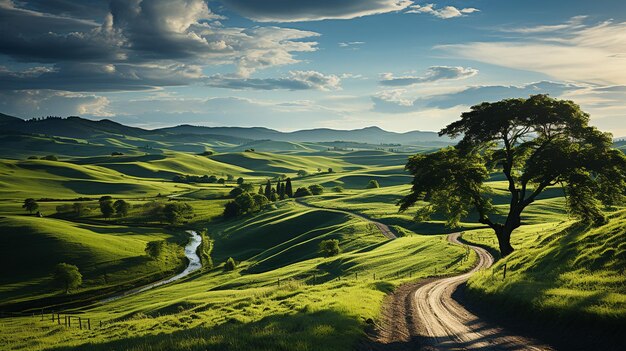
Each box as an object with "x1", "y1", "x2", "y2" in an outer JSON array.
[
  {"x1": 308, "y1": 184, "x2": 325, "y2": 195},
  {"x1": 22, "y1": 198, "x2": 39, "y2": 214},
  {"x1": 400, "y1": 95, "x2": 626, "y2": 256},
  {"x1": 319, "y1": 239, "x2": 341, "y2": 257},
  {"x1": 294, "y1": 187, "x2": 313, "y2": 198},
  {"x1": 52, "y1": 263, "x2": 82, "y2": 294}
]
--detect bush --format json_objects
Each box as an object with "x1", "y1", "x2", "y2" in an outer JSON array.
[
  {"x1": 332, "y1": 186, "x2": 344, "y2": 193},
  {"x1": 294, "y1": 187, "x2": 313, "y2": 198},
  {"x1": 52, "y1": 263, "x2": 82, "y2": 294},
  {"x1": 238, "y1": 183, "x2": 254, "y2": 192},
  {"x1": 27, "y1": 156, "x2": 39, "y2": 160},
  {"x1": 308, "y1": 184, "x2": 324, "y2": 195},
  {"x1": 319, "y1": 239, "x2": 341, "y2": 257},
  {"x1": 163, "y1": 202, "x2": 193, "y2": 224},
  {"x1": 223, "y1": 201, "x2": 241, "y2": 218},
  {"x1": 199, "y1": 151, "x2": 214, "y2": 156},
  {"x1": 111, "y1": 152, "x2": 124, "y2": 156},
  {"x1": 229, "y1": 187, "x2": 244, "y2": 198},
  {"x1": 145, "y1": 240, "x2": 165, "y2": 259},
  {"x1": 297, "y1": 170, "x2": 308, "y2": 177},
  {"x1": 41, "y1": 155, "x2": 58, "y2": 161},
  {"x1": 366, "y1": 180, "x2": 380, "y2": 189},
  {"x1": 224, "y1": 257, "x2": 237, "y2": 271}
]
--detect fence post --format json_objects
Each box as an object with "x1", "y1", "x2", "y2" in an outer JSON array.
[
  {"x1": 79, "y1": 317, "x2": 82, "y2": 330},
  {"x1": 40, "y1": 309, "x2": 44, "y2": 321},
  {"x1": 277, "y1": 278, "x2": 280, "y2": 287},
  {"x1": 373, "y1": 273, "x2": 376, "y2": 280},
  {"x1": 68, "y1": 316, "x2": 71, "y2": 327},
  {"x1": 88, "y1": 318, "x2": 91, "y2": 330},
  {"x1": 57, "y1": 314, "x2": 61, "y2": 325},
  {"x1": 51, "y1": 312, "x2": 55, "y2": 322},
  {"x1": 65, "y1": 316, "x2": 68, "y2": 326},
  {"x1": 503, "y1": 263, "x2": 507, "y2": 280},
  {"x1": 355, "y1": 272, "x2": 357, "y2": 280},
  {"x1": 100, "y1": 320, "x2": 102, "y2": 328}
]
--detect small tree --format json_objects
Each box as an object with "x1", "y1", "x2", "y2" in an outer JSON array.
[
  {"x1": 332, "y1": 186, "x2": 344, "y2": 193},
  {"x1": 113, "y1": 199, "x2": 130, "y2": 217},
  {"x1": 22, "y1": 198, "x2": 39, "y2": 214},
  {"x1": 285, "y1": 178, "x2": 294, "y2": 197},
  {"x1": 145, "y1": 240, "x2": 165, "y2": 259},
  {"x1": 317, "y1": 167, "x2": 322, "y2": 173},
  {"x1": 229, "y1": 187, "x2": 244, "y2": 198},
  {"x1": 72, "y1": 202, "x2": 88, "y2": 217},
  {"x1": 42, "y1": 155, "x2": 58, "y2": 161},
  {"x1": 328, "y1": 168, "x2": 334, "y2": 173},
  {"x1": 294, "y1": 187, "x2": 313, "y2": 198},
  {"x1": 252, "y1": 194, "x2": 269, "y2": 211},
  {"x1": 163, "y1": 203, "x2": 193, "y2": 225},
  {"x1": 239, "y1": 182, "x2": 254, "y2": 193},
  {"x1": 366, "y1": 180, "x2": 380, "y2": 189},
  {"x1": 52, "y1": 263, "x2": 82, "y2": 294},
  {"x1": 264, "y1": 179, "x2": 272, "y2": 199},
  {"x1": 308, "y1": 184, "x2": 325, "y2": 195},
  {"x1": 227, "y1": 174, "x2": 234, "y2": 181},
  {"x1": 258, "y1": 185, "x2": 264, "y2": 195},
  {"x1": 297, "y1": 170, "x2": 308, "y2": 178},
  {"x1": 319, "y1": 239, "x2": 341, "y2": 257},
  {"x1": 237, "y1": 177, "x2": 244, "y2": 185},
  {"x1": 218, "y1": 178, "x2": 226, "y2": 184},
  {"x1": 99, "y1": 200, "x2": 115, "y2": 219},
  {"x1": 224, "y1": 257, "x2": 237, "y2": 271},
  {"x1": 223, "y1": 201, "x2": 241, "y2": 218},
  {"x1": 235, "y1": 193, "x2": 255, "y2": 213}
]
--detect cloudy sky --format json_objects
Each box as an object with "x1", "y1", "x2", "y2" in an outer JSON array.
[{"x1": 1, "y1": 0, "x2": 625, "y2": 135}]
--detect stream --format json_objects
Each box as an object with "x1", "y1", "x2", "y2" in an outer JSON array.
[{"x1": 100, "y1": 230, "x2": 202, "y2": 303}]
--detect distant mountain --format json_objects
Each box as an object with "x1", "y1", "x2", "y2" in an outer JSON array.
[
  {"x1": 0, "y1": 114, "x2": 451, "y2": 145},
  {"x1": 157, "y1": 125, "x2": 450, "y2": 145},
  {"x1": 0, "y1": 115, "x2": 148, "y2": 139}
]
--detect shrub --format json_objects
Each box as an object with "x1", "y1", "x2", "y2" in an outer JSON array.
[
  {"x1": 199, "y1": 151, "x2": 214, "y2": 156},
  {"x1": 145, "y1": 240, "x2": 165, "y2": 259},
  {"x1": 41, "y1": 155, "x2": 58, "y2": 161},
  {"x1": 113, "y1": 199, "x2": 130, "y2": 217},
  {"x1": 223, "y1": 201, "x2": 241, "y2": 218},
  {"x1": 236, "y1": 177, "x2": 244, "y2": 185},
  {"x1": 332, "y1": 186, "x2": 344, "y2": 193},
  {"x1": 308, "y1": 184, "x2": 324, "y2": 195},
  {"x1": 52, "y1": 263, "x2": 82, "y2": 294},
  {"x1": 229, "y1": 187, "x2": 244, "y2": 198},
  {"x1": 319, "y1": 239, "x2": 341, "y2": 257},
  {"x1": 27, "y1": 156, "x2": 39, "y2": 160},
  {"x1": 111, "y1": 152, "x2": 124, "y2": 156},
  {"x1": 366, "y1": 180, "x2": 380, "y2": 189},
  {"x1": 163, "y1": 202, "x2": 193, "y2": 224},
  {"x1": 297, "y1": 170, "x2": 308, "y2": 177},
  {"x1": 294, "y1": 187, "x2": 313, "y2": 198},
  {"x1": 224, "y1": 257, "x2": 237, "y2": 271},
  {"x1": 238, "y1": 183, "x2": 254, "y2": 192}
]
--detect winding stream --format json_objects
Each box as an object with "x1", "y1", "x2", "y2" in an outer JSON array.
[{"x1": 100, "y1": 230, "x2": 202, "y2": 303}]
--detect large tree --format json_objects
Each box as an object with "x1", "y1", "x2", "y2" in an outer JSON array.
[
  {"x1": 52, "y1": 263, "x2": 82, "y2": 294},
  {"x1": 399, "y1": 95, "x2": 626, "y2": 257},
  {"x1": 22, "y1": 198, "x2": 39, "y2": 214}
]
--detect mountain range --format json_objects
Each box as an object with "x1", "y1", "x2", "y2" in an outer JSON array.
[{"x1": 0, "y1": 113, "x2": 449, "y2": 145}]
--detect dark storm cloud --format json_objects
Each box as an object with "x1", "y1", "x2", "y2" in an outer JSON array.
[
  {"x1": 0, "y1": 0, "x2": 321, "y2": 91},
  {"x1": 219, "y1": 0, "x2": 412, "y2": 22}
]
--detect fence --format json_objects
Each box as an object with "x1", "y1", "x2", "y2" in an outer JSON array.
[{"x1": 0, "y1": 310, "x2": 104, "y2": 330}]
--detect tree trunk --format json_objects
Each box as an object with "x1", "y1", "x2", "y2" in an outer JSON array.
[{"x1": 495, "y1": 227, "x2": 514, "y2": 257}]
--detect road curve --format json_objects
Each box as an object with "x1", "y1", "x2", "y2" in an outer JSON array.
[
  {"x1": 372, "y1": 232, "x2": 551, "y2": 350},
  {"x1": 294, "y1": 199, "x2": 397, "y2": 240},
  {"x1": 100, "y1": 230, "x2": 202, "y2": 303}
]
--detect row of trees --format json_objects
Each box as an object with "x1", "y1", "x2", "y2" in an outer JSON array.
[{"x1": 173, "y1": 173, "x2": 244, "y2": 185}]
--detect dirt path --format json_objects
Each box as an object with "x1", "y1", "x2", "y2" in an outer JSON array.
[
  {"x1": 365, "y1": 232, "x2": 552, "y2": 351},
  {"x1": 294, "y1": 199, "x2": 397, "y2": 240}
]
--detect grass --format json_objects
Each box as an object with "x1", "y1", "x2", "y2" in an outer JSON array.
[
  {"x1": 463, "y1": 210, "x2": 626, "y2": 326},
  {"x1": 0, "y1": 216, "x2": 186, "y2": 307},
  {"x1": 2, "y1": 142, "x2": 625, "y2": 350}
]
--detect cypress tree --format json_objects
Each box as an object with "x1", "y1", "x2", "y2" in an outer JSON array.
[
  {"x1": 264, "y1": 179, "x2": 272, "y2": 199},
  {"x1": 258, "y1": 185, "x2": 264, "y2": 195},
  {"x1": 279, "y1": 182, "x2": 286, "y2": 200},
  {"x1": 285, "y1": 178, "x2": 293, "y2": 198}
]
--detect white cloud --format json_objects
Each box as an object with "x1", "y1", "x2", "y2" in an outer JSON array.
[
  {"x1": 339, "y1": 41, "x2": 365, "y2": 49},
  {"x1": 406, "y1": 4, "x2": 479, "y2": 19},
  {"x1": 220, "y1": 0, "x2": 413, "y2": 22},
  {"x1": 380, "y1": 66, "x2": 478, "y2": 86},
  {"x1": 205, "y1": 71, "x2": 341, "y2": 91},
  {"x1": 438, "y1": 18, "x2": 626, "y2": 85},
  {"x1": 0, "y1": 90, "x2": 112, "y2": 117}
]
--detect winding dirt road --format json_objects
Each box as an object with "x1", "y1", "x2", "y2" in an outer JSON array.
[
  {"x1": 294, "y1": 199, "x2": 397, "y2": 240},
  {"x1": 370, "y1": 232, "x2": 551, "y2": 350}
]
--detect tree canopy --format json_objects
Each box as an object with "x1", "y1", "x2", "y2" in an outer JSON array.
[
  {"x1": 22, "y1": 198, "x2": 39, "y2": 214},
  {"x1": 399, "y1": 95, "x2": 626, "y2": 257},
  {"x1": 52, "y1": 263, "x2": 82, "y2": 294}
]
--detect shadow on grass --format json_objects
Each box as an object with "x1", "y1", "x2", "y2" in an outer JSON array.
[{"x1": 43, "y1": 310, "x2": 364, "y2": 351}]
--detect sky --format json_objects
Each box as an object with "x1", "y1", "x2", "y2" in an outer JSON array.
[{"x1": 1, "y1": 0, "x2": 625, "y2": 135}]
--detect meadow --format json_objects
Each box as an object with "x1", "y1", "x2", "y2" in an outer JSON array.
[{"x1": 0, "y1": 131, "x2": 624, "y2": 350}]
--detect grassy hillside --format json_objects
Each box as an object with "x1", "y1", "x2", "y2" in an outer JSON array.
[
  {"x1": 464, "y1": 210, "x2": 626, "y2": 328},
  {"x1": 0, "y1": 200, "x2": 474, "y2": 351},
  {"x1": 0, "y1": 216, "x2": 185, "y2": 306}
]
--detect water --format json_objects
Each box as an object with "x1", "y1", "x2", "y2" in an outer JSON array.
[{"x1": 100, "y1": 230, "x2": 202, "y2": 303}]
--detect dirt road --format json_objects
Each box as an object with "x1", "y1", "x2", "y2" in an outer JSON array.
[
  {"x1": 368, "y1": 232, "x2": 552, "y2": 350},
  {"x1": 294, "y1": 199, "x2": 397, "y2": 240}
]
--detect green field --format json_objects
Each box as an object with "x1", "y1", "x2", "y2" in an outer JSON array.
[{"x1": 1, "y1": 134, "x2": 625, "y2": 350}]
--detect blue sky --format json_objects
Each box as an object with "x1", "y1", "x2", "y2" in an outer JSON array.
[{"x1": 1, "y1": 0, "x2": 625, "y2": 134}]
